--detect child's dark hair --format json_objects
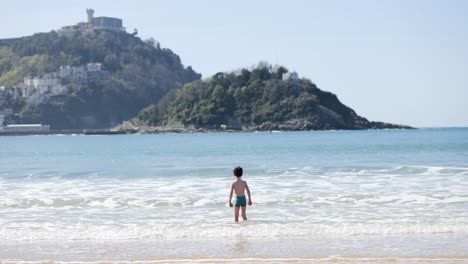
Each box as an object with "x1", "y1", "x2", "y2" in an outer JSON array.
[{"x1": 233, "y1": 166, "x2": 243, "y2": 177}]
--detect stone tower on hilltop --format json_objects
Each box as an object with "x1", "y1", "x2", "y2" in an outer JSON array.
[
  {"x1": 87, "y1": 8, "x2": 94, "y2": 24},
  {"x1": 61, "y1": 9, "x2": 125, "y2": 32},
  {"x1": 88, "y1": 9, "x2": 125, "y2": 32}
]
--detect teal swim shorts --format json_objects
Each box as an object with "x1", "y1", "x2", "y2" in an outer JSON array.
[{"x1": 235, "y1": 196, "x2": 247, "y2": 207}]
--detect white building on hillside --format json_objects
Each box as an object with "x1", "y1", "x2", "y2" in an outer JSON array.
[
  {"x1": 19, "y1": 83, "x2": 36, "y2": 97},
  {"x1": 37, "y1": 85, "x2": 49, "y2": 95},
  {"x1": 5, "y1": 83, "x2": 35, "y2": 98},
  {"x1": 24, "y1": 74, "x2": 60, "y2": 88},
  {"x1": 282, "y1": 72, "x2": 299, "y2": 82},
  {"x1": 51, "y1": 84, "x2": 69, "y2": 96},
  {"x1": 87, "y1": 63, "x2": 102, "y2": 72},
  {"x1": 59, "y1": 66, "x2": 87, "y2": 80}
]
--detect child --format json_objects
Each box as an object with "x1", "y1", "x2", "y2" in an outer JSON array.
[{"x1": 229, "y1": 166, "x2": 252, "y2": 222}]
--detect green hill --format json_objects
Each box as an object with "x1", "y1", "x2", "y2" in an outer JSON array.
[
  {"x1": 135, "y1": 64, "x2": 411, "y2": 131},
  {"x1": 0, "y1": 30, "x2": 200, "y2": 129}
]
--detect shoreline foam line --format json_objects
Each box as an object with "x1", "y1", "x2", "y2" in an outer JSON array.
[{"x1": 3, "y1": 257, "x2": 468, "y2": 263}]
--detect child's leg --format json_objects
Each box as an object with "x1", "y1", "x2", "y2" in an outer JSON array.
[
  {"x1": 241, "y1": 206, "x2": 247, "y2": 221},
  {"x1": 234, "y1": 206, "x2": 240, "y2": 222}
]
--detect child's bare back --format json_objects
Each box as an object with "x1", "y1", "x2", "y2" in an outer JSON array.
[
  {"x1": 228, "y1": 166, "x2": 252, "y2": 222},
  {"x1": 232, "y1": 179, "x2": 248, "y2": 196}
]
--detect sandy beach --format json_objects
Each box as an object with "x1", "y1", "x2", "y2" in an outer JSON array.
[{"x1": 2, "y1": 235, "x2": 468, "y2": 263}]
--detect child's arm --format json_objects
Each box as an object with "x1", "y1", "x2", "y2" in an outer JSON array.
[
  {"x1": 229, "y1": 183, "x2": 234, "y2": 207},
  {"x1": 246, "y1": 182, "x2": 252, "y2": 206}
]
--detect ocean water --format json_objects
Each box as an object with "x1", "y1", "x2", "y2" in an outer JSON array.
[{"x1": 0, "y1": 128, "x2": 467, "y2": 263}]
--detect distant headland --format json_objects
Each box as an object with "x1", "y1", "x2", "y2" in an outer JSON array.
[
  {"x1": 0, "y1": 9, "x2": 200, "y2": 133},
  {"x1": 127, "y1": 64, "x2": 412, "y2": 134},
  {"x1": 0, "y1": 9, "x2": 411, "y2": 135}
]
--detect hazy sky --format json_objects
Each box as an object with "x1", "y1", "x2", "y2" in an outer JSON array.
[{"x1": 1, "y1": 0, "x2": 467, "y2": 127}]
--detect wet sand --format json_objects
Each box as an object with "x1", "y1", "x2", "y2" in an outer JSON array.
[{"x1": 1, "y1": 235, "x2": 468, "y2": 263}]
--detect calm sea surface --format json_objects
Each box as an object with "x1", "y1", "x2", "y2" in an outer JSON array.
[{"x1": 0, "y1": 128, "x2": 467, "y2": 262}]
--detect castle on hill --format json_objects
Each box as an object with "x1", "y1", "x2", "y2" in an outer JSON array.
[{"x1": 61, "y1": 9, "x2": 125, "y2": 32}]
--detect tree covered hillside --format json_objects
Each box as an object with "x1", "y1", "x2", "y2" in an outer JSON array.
[
  {"x1": 0, "y1": 30, "x2": 200, "y2": 129},
  {"x1": 136, "y1": 64, "x2": 409, "y2": 131}
]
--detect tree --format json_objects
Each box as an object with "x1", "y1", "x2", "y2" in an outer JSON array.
[{"x1": 103, "y1": 54, "x2": 120, "y2": 72}]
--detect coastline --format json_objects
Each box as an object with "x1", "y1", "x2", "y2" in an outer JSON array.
[
  {"x1": 0, "y1": 119, "x2": 414, "y2": 137},
  {"x1": 0, "y1": 125, "x2": 414, "y2": 136},
  {"x1": 114, "y1": 120, "x2": 414, "y2": 135}
]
